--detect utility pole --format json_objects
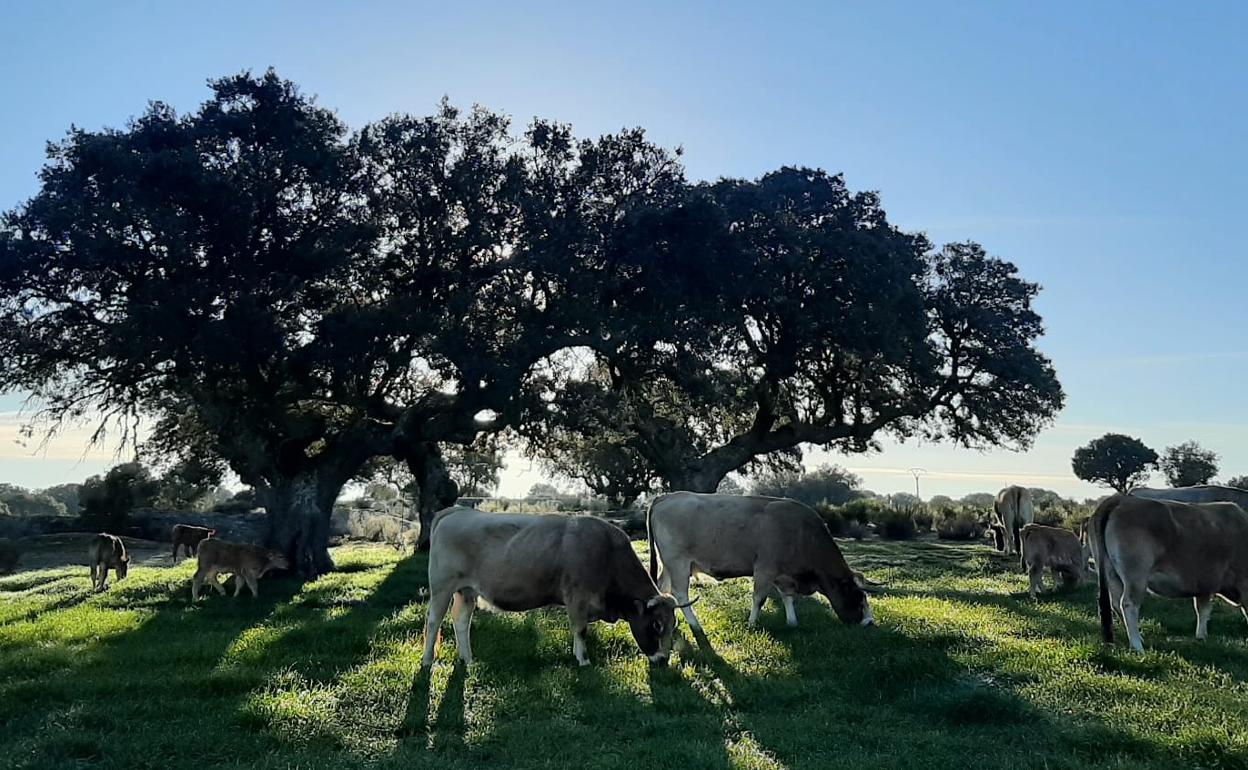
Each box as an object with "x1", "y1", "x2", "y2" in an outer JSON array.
[{"x1": 908, "y1": 468, "x2": 927, "y2": 500}]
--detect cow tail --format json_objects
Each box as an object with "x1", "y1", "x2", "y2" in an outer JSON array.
[
  {"x1": 646, "y1": 496, "x2": 660, "y2": 585},
  {"x1": 1094, "y1": 496, "x2": 1122, "y2": 643}
]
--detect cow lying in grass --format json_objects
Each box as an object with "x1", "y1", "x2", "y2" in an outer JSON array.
[
  {"x1": 89, "y1": 533, "x2": 129, "y2": 591},
  {"x1": 1019, "y1": 523, "x2": 1091, "y2": 599},
  {"x1": 191, "y1": 539, "x2": 289, "y2": 600},
  {"x1": 422, "y1": 507, "x2": 681, "y2": 667},
  {"x1": 171, "y1": 524, "x2": 215, "y2": 562}
]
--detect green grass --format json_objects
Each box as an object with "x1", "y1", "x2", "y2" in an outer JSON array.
[{"x1": 3, "y1": 540, "x2": 1248, "y2": 769}]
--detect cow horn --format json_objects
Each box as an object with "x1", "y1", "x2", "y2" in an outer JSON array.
[{"x1": 673, "y1": 597, "x2": 700, "y2": 610}]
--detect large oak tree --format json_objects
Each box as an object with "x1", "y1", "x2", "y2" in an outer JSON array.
[
  {"x1": 0, "y1": 72, "x2": 685, "y2": 574},
  {"x1": 535, "y1": 169, "x2": 1065, "y2": 491}
]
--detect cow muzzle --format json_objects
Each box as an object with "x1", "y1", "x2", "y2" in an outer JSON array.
[{"x1": 648, "y1": 651, "x2": 671, "y2": 665}]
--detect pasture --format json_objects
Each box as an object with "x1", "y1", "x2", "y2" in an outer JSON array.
[{"x1": 2, "y1": 540, "x2": 1247, "y2": 769}]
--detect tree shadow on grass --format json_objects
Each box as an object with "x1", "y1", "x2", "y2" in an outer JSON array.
[
  {"x1": 394, "y1": 611, "x2": 734, "y2": 769},
  {"x1": 693, "y1": 588, "x2": 1248, "y2": 770},
  {"x1": 0, "y1": 573, "x2": 306, "y2": 769}
]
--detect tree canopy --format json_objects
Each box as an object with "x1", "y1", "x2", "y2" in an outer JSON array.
[
  {"x1": 1160, "y1": 441, "x2": 1219, "y2": 488},
  {"x1": 1071, "y1": 433, "x2": 1158, "y2": 493},
  {"x1": 750, "y1": 464, "x2": 863, "y2": 507},
  {"x1": 536, "y1": 169, "x2": 1064, "y2": 491},
  {"x1": 0, "y1": 70, "x2": 1066, "y2": 575}
]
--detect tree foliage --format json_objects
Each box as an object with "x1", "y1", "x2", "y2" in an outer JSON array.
[
  {"x1": 1226, "y1": 475, "x2": 1248, "y2": 490},
  {"x1": 0, "y1": 72, "x2": 683, "y2": 574},
  {"x1": 79, "y1": 462, "x2": 160, "y2": 529},
  {"x1": 539, "y1": 169, "x2": 1064, "y2": 491},
  {"x1": 1071, "y1": 433, "x2": 1158, "y2": 493},
  {"x1": 1160, "y1": 441, "x2": 1219, "y2": 488},
  {"x1": 40, "y1": 483, "x2": 82, "y2": 515},
  {"x1": 750, "y1": 464, "x2": 863, "y2": 507},
  {"x1": 0, "y1": 484, "x2": 67, "y2": 517},
  {"x1": 442, "y1": 441, "x2": 504, "y2": 497},
  {"x1": 0, "y1": 70, "x2": 1065, "y2": 573}
]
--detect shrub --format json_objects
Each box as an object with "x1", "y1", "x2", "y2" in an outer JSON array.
[
  {"x1": 842, "y1": 520, "x2": 870, "y2": 540},
  {"x1": 870, "y1": 506, "x2": 917, "y2": 540},
  {"x1": 937, "y1": 509, "x2": 983, "y2": 541},
  {"x1": 910, "y1": 505, "x2": 934, "y2": 532},
  {"x1": 814, "y1": 503, "x2": 847, "y2": 536},
  {"x1": 1032, "y1": 506, "x2": 1063, "y2": 527},
  {"x1": 838, "y1": 498, "x2": 883, "y2": 525}
]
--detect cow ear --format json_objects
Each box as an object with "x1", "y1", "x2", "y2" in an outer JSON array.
[{"x1": 852, "y1": 571, "x2": 883, "y2": 593}]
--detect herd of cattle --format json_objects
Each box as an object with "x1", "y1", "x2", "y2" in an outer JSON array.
[{"x1": 46, "y1": 482, "x2": 1248, "y2": 666}]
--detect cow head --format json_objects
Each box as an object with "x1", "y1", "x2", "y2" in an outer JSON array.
[
  {"x1": 628, "y1": 594, "x2": 679, "y2": 664},
  {"x1": 116, "y1": 555, "x2": 130, "y2": 580},
  {"x1": 823, "y1": 576, "x2": 874, "y2": 626}
]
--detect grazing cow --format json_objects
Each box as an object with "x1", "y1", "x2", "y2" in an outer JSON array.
[
  {"x1": 992, "y1": 486, "x2": 1034, "y2": 556},
  {"x1": 1129, "y1": 484, "x2": 1248, "y2": 509},
  {"x1": 1091, "y1": 494, "x2": 1248, "y2": 651},
  {"x1": 1019, "y1": 524, "x2": 1091, "y2": 599},
  {"x1": 191, "y1": 539, "x2": 290, "y2": 600},
  {"x1": 0, "y1": 538, "x2": 21, "y2": 574},
  {"x1": 421, "y1": 507, "x2": 680, "y2": 667},
  {"x1": 646, "y1": 492, "x2": 876, "y2": 631},
  {"x1": 89, "y1": 533, "x2": 129, "y2": 591},
  {"x1": 171, "y1": 524, "x2": 215, "y2": 562}
]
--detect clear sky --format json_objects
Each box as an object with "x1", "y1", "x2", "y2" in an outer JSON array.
[{"x1": 1, "y1": 2, "x2": 1244, "y2": 499}]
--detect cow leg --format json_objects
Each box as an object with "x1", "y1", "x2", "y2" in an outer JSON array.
[
  {"x1": 564, "y1": 602, "x2": 593, "y2": 666},
  {"x1": 211, "y1": 572, "x2": 227, "y2": 596},
  {"x1": 748, "y1": 574, "x2": 773, "y2": 626},
  {"x1": 451, "y1": 589, "x2": 477, "y2": 664},
  {"x1": 89, "y1": 562, "x2": 98, "y2": 591},
  {"x1": 1194, "y1": 594, "x2": 1214, "y2": 640},
  {"x1": 778, "y1": 590, "x2": 799, "y2": 627},
  {"x1": 171, "y1": 542, "x2": 179, "y2": 563},
  {"x1": 1027, "y1": 562, "x2": 1043, "y2": 600},
  {"x1": 233, "y1": 573, "x2": 245, "y2": 597},
  {"x1": 245, "y1": 574, "x2": 260, "y2": 598},
  {"x1": 667, "y1": 561, "x2": 703, "y2": 632},
  {"x1": 1118, "y1": 577, "x2": 1148, "y2": 652},
  {"x1": 421, "y1": 588, "x2": 455, "y2": 667}
]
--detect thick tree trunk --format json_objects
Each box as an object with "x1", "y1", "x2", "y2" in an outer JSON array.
[
  {"x1": 260, "y1": 470, "x2": 341, "y2": 579},
  {"x1": 404, "y1": 443, "x2": 460, "y2": 550}
]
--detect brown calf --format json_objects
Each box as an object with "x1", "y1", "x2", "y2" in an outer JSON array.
[
  {"x1": 89, "y1": 533, "x2": 129, "y2": 591},
  {"x1": 171, "y1": 524, "x2": 215, "y2": 562}
]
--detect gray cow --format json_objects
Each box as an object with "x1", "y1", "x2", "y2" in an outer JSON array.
[
  {"x1": 422, "y1": 507, "x2": 681, "y2": 667},
  {"x1": 646, "y1": 492, "x2": 875, "y2": 631}
]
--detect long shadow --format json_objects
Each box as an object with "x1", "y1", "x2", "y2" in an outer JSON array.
[
  {"x1": 0, "y1": 548, "x2": 428, "y2": 767},
  {"x1": 393, "y1": 609, "x2": 734, "y2": 769},
  {"x1": 0, "y1": 573, "x2": 304, "y2": 767},
  {"x1": 690, "y1": 586, "x2": 1248, "y2": 770}
]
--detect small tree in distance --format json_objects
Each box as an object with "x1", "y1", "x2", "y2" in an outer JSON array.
[
  {"x1": 1071, "y1": 433, "x2": 1158, "y2": 493},
  {"x1": 1226, "y1": 476, "x2": 1248, "y2": 490},
  {"x1": 1160, "y1": 441, "x2": 1219, "y2": 487}
]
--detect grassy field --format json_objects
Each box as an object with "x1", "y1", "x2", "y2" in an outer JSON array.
[{"x1": 3, "y1": 539, "x2": 1248, "y2": 769}]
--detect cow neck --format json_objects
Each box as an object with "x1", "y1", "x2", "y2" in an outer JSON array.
[{"x1": 604, "y1": 543, "x2": 659, "y2": 620}]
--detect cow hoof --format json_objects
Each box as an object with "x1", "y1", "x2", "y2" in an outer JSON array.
[{"x1": 577, "y1": 658, "x2": 591, "y2": 668}]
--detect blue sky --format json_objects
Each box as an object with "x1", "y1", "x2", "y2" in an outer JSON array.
[{"x1": 1, "y1": 2, "x2": 1244, "y2": 497}]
